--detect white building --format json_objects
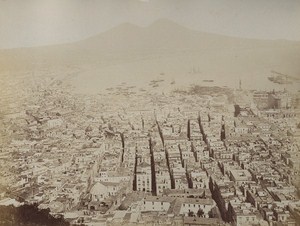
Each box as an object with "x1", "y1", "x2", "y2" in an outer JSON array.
[
  {"x1": 90, "y1": 181, "x2": 120, "y2": 202},
  {"x1": 136, "y1": 162, "x2": 152, "y2": 192}
]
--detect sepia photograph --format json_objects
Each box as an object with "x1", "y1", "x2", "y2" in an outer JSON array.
[{"x1": 0, "y1": 0, "x2": 299, "y2": 225}]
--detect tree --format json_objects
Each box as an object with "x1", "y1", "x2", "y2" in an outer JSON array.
[
  {"x1": 197, "y1": 208, "x2": 204, "y2": 217},
  {"x1": 188, "y1": 210, "x2": 195, "y2": 217},
  {"x1": 0, "y1": 204, "x2": 70, "y2": 226}
]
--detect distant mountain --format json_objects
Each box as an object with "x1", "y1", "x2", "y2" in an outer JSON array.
[
  {"x1": 1, "y1": 19, "x2": 299, "y2": 65},
  {"x1": 76, "y1": 18, "x2": 296, "y2": 52},
  {"x1": 0, "y1": 19, "x2": 299, "y2": 93}
]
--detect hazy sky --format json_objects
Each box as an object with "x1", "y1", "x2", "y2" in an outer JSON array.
[{"x1": 1, "y1": 0, "x2": 300, "y2": 49}]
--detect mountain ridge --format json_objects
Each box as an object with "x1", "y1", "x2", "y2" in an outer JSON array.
[
  {"x1": 0, "y1": 18, "x2": 299, "y2": 80},
  {"x1": 70, "y1": 18, "x2": 299, "y2": 53},
  {"x1": 1, "y1": 18, "x2": 299, "y2": 52}
]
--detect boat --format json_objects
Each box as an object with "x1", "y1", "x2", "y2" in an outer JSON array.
[
  {"x1": 268, "y1": 75, "x2": 293, "y2": 84},
  {"x1": 268, "y1": 71, "x2": 298, "y2": 84}
]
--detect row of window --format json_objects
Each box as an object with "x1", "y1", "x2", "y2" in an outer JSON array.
[{"x1": 183, "y1": 203, "x2": 206, "y2": 208}]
